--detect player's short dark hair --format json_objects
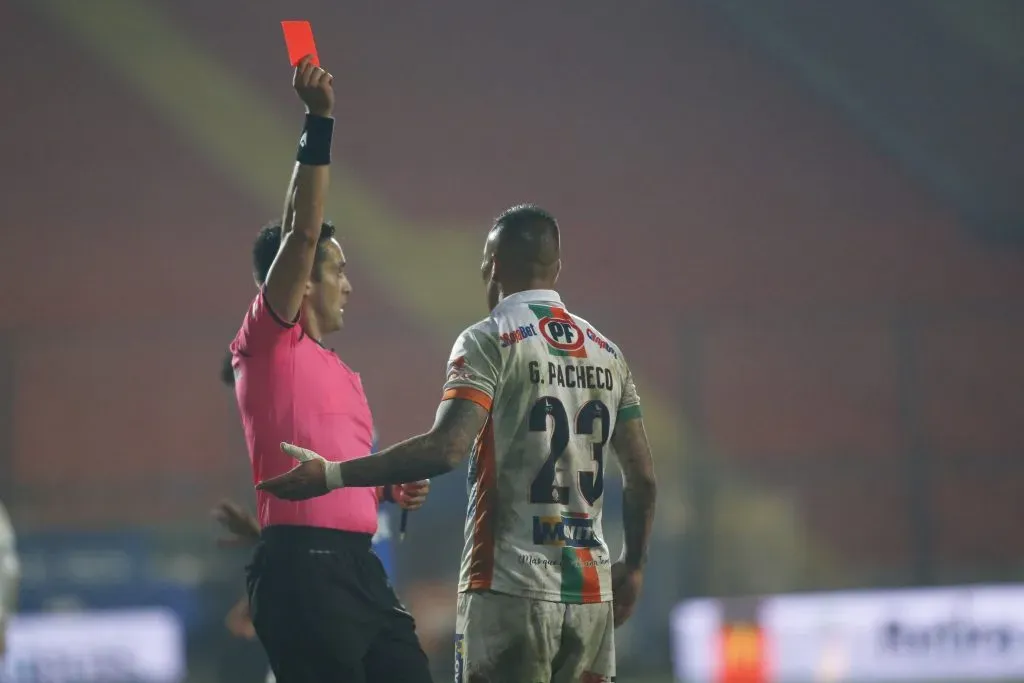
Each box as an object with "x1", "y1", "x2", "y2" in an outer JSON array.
[
  {"x1": 491, "y1": 204, "x2": 560, "y2": 276},
  {"x1": 252, "y1": 220, "x2": 337, "y2": 285},
  {"x1": 493, "y1": 204, "x2": 560, "y2": 246}
]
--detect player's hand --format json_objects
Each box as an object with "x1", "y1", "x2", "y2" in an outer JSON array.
[
  {"x1": 293, "y1": 55, "x2": 334, "y2": 117},
  {"x1": 225, "y1": 597, "x2": 257, "y2": 640},
  {"x1": 396, "y1": 480, "x2": 430, "y2": 510},
  {"x1": 211, "y1": 499, "x2": 261, "y2": 548},
  {"x1": 610, "y1": 562, "x2": 644, "y2": 628},
  {"x1": 256, "y1": 443, "x2": 330, "y2": 500}
]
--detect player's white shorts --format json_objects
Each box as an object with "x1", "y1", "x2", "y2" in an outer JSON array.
[{"x1": 455, "y1": 590, "x2": 615, "y2": 683}]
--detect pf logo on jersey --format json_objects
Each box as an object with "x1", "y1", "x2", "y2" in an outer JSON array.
[
  {"x1": 538, "y1": 317, "x2": 584, "y2": 351},
  {"x1": 529, "y1": 303, "x2": 588, "y2": 358}
]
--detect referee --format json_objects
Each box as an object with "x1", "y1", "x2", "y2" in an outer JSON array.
[{"x1": 228, "y1": 56, "x2": 432, "y2": 682}]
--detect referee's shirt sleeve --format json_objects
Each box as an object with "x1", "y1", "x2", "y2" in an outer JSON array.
[
  {"x1": 440, "y1": 326, "x2": 501, "y2": 412},
  {"x1": 231, "y1": 285, "x2": 301, "y2": 356}
]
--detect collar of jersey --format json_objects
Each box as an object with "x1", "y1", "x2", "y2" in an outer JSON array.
[{"x1": 493, "y1": 289, "x2": 562, "y2": 314}]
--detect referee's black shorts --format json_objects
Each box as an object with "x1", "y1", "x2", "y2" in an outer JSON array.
[{"x1": 247, "y1": 525, "x2": 433, "y2": 683}]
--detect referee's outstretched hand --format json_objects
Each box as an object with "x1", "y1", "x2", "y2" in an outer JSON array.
[{"x1": 256, "y1": 443, "x2": 330, "y2": 500}]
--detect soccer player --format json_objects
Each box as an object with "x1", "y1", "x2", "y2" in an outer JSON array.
[
  {"x1": 259, "y1": 205, "x2": 658, "y2": 683},
  {"x1": 228, "y1": 56, "x2": 432, "y2": 682},
  {"x1": 0, "y1": 498, "x2": 19, "y2": 659}
]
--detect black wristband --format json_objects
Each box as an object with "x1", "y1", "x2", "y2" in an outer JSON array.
[
  {"x1": 296, "y1": 114, "x2": 334, "y2": 166},
  {"x1": 382, "y1": 484, "x2": 396, "y2": 504}
]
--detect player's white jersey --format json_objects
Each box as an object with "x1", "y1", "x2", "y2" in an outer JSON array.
[{"x1": 442, "y1": 290, "x2": 641, "y2": 604}]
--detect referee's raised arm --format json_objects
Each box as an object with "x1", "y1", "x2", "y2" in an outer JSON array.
[{"x1": 263, "y1": 55, "x2": 335, "y2": 323}]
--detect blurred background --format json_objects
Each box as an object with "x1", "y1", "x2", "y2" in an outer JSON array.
[{"x1": 1, "y1": 0, "x2": 1023, "y2": 681}]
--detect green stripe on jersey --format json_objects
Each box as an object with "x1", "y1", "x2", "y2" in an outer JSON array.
[
  {"x1": 617, "y1": 404, "x2": 642, "y2": 422},
  {"x1": 560, "y1": 547, "x2": 586, "y2": 603},
  {"x1": 528, "y1": 303, "x2": 554, "y2": 320}
]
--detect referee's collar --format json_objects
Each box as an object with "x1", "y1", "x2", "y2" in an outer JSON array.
[{"x1": 494, "y1": 289, "x2": 563, "y2": 314}]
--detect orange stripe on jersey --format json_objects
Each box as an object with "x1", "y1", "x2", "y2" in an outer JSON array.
[
  {"x1": 467, "y1": 419, "x2": 496, "y2": 590},
  {"x1": 578, "y1": 548, "x2": 603, "y2": 603},
  {"x1": 442, "y1": 387, "x2": 493, "y2": 412}
]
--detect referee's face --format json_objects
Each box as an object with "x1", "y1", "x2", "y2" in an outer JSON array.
[{"x1": 308, "y1": 238, "x2": 350, "y2": 333}]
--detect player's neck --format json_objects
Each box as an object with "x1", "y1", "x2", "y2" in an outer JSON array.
[{"x1": 501, "y1": 280, "x2": 556, "y2": 298}]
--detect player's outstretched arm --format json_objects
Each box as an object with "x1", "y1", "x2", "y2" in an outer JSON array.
[
  {"x1": 263, "y1": 55, "x2": 335, "y2": 323},
  {"x1": 256, "y1": 399, "x2": 488, "y2": 499},
  {"x1": 342, "y1": 398, "x2": 487, "y2": 485},
  {"x1": 609, "y1": 416, "x2": 656, "y2": 627}
]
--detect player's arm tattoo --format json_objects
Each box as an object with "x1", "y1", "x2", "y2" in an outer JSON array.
[
  {"x1": 338, "y1": 399, "x2": 489, "y2": 487},
  {"x1": 610, "y1": 417, "x2": 657, "y2": 570}
]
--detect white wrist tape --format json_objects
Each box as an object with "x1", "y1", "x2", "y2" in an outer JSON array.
[
  {"x1": 280, "y1": 442, "x2": 345, "y2": 490},
  {"x1": 324, "y1": 461, "x2": 344, "y2": 490}
]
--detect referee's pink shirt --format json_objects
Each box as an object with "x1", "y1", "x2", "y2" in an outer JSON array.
[{"x1": 230, "y1": 288, "x2": 379, "y2": 534}]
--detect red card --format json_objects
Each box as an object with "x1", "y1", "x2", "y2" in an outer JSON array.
[{"x1": 281, "y1": 21, "x2": 319, "y2": 67}]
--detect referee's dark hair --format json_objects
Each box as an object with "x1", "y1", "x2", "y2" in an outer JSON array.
[
  {"x1": 221, "y1": 220, "x2": 337, "y2": 387},
  {"x1": 252, "y1": 220, "x2": 337, "y2": 285}
]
